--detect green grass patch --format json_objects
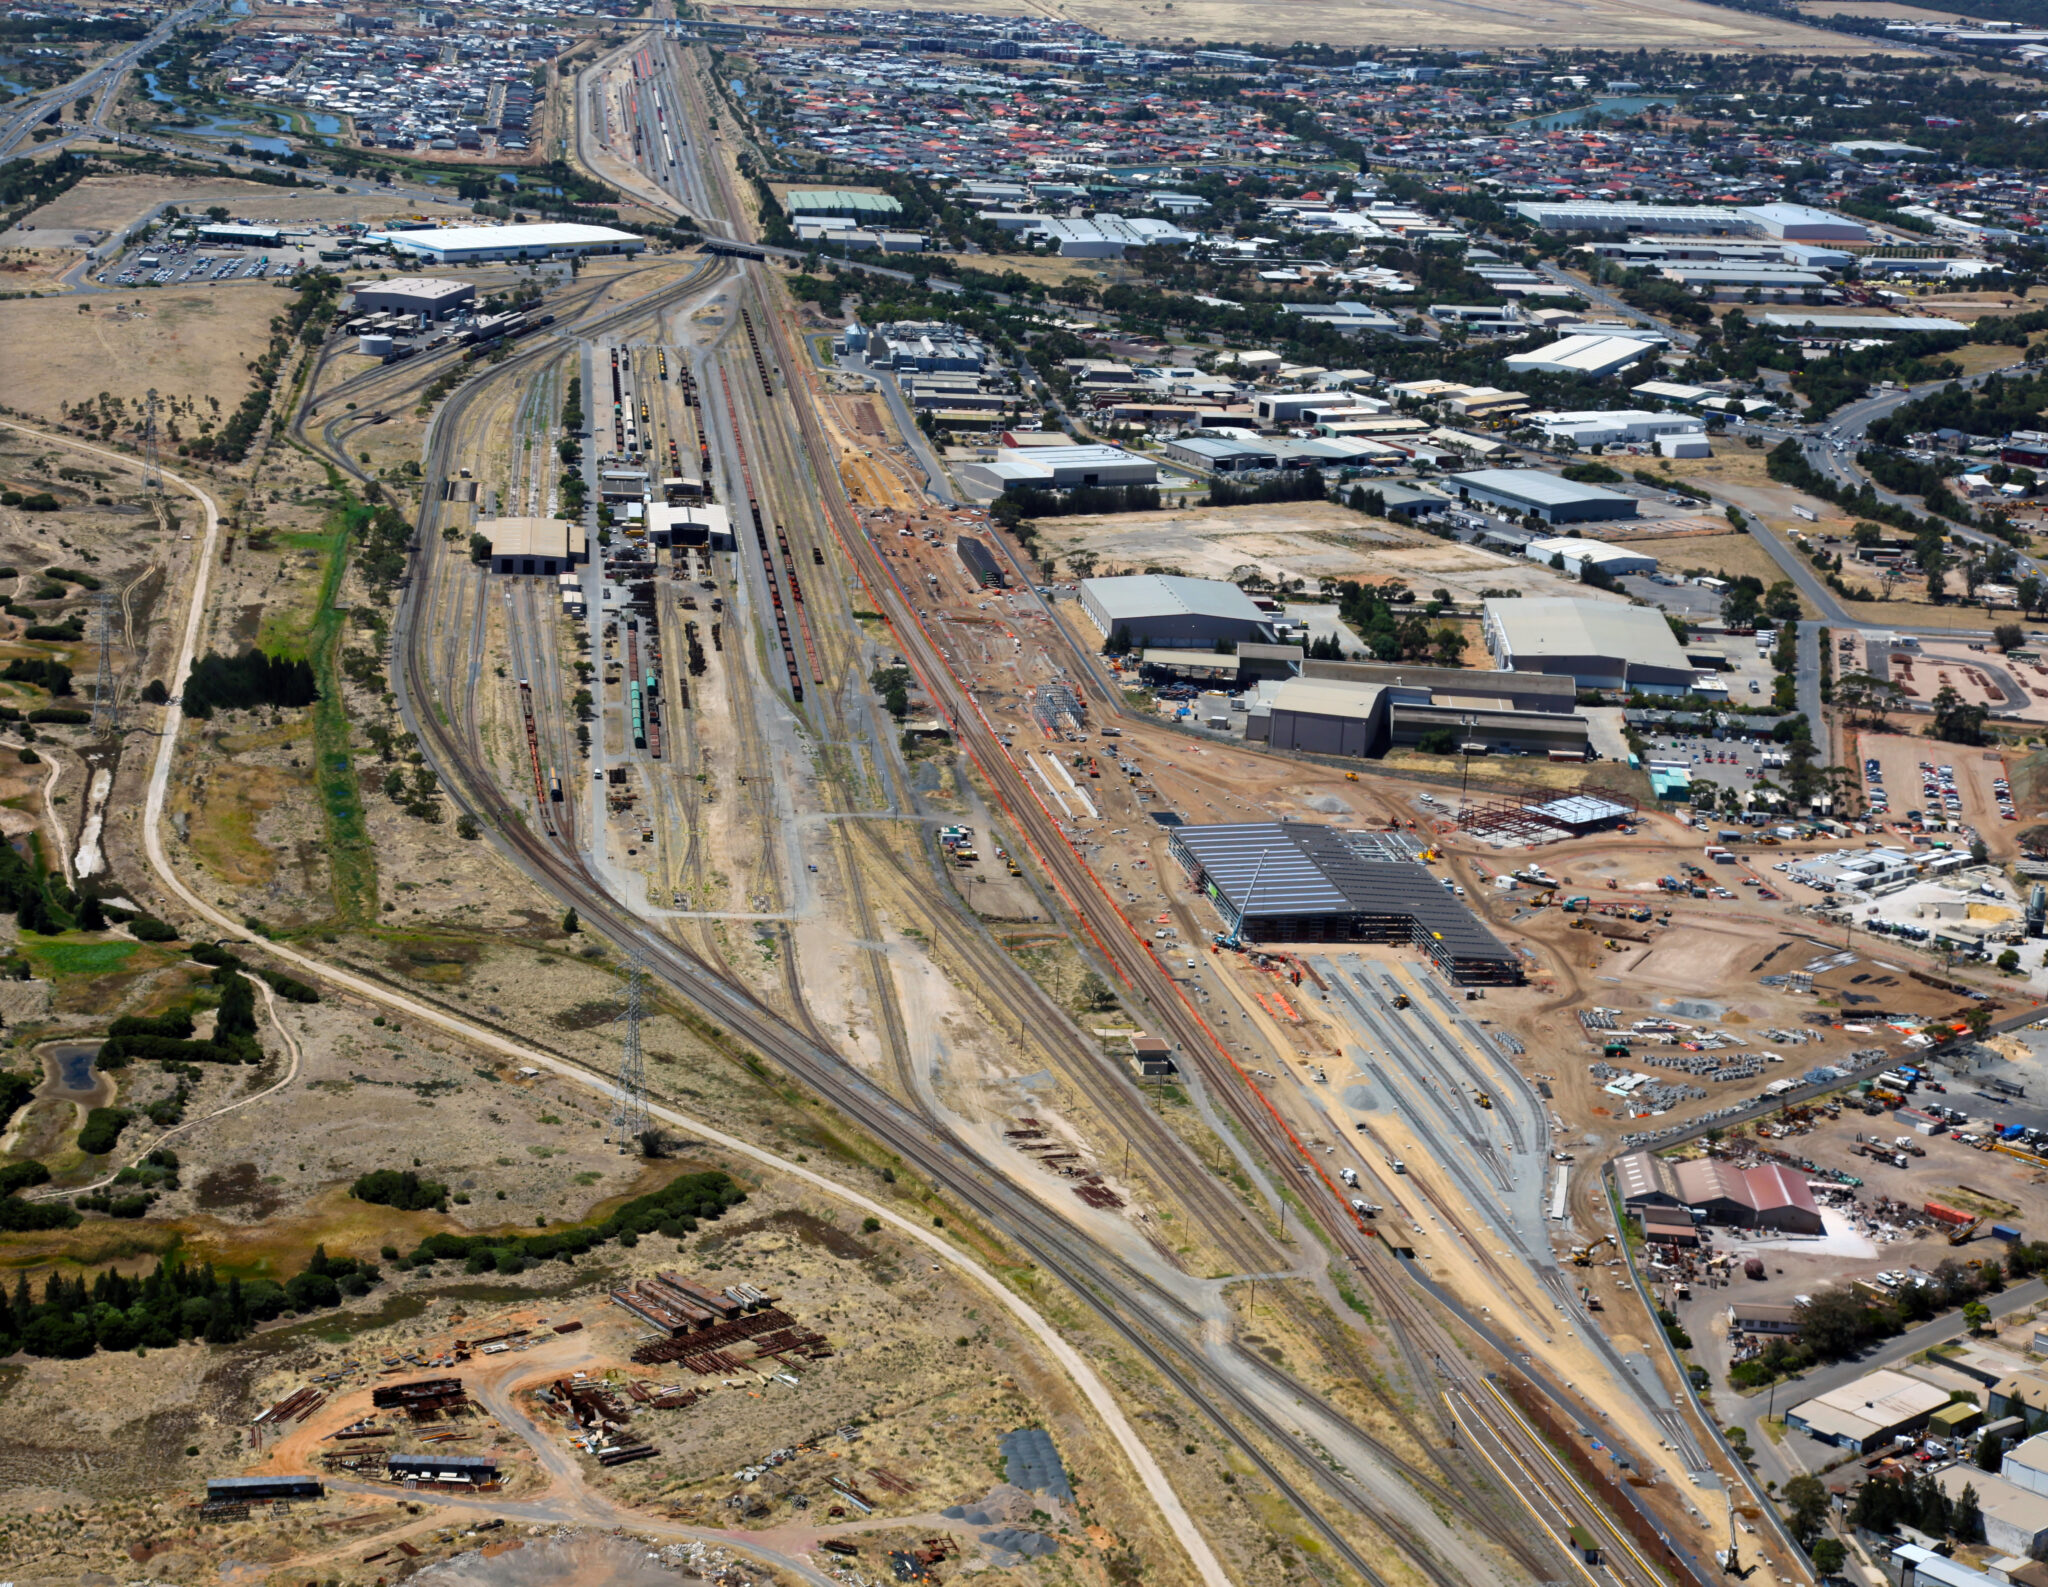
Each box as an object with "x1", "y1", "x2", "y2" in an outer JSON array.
[
  {"x1": 21, "y1": 937, "x2": 139, "y2": 978},
  {"x1": 265, "y1": 471, "x2": 376, "y2": 924},
  {"x1": 275, "y1": 530, "x2": 336, "y2": 552}
]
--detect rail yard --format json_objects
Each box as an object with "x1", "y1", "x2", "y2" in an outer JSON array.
[{"x1": 19, "y1": 4, "x2": 2048, "y2": 1587}]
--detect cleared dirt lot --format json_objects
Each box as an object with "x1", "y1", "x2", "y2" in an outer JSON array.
[
  {"x1": 0, "y1": 288, "x2": 278, "y2": 425},
  {"x1": 1036, "y1": 500, "x2": 1608, "y2": 602}
]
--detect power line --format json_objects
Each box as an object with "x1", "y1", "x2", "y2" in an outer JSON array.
[
  {"x1": 140, "y1": 387, "x2": 162, "y2": 493},
  {"x1": 610, "y1": 948, "x2": 650, "y2": 1152}
]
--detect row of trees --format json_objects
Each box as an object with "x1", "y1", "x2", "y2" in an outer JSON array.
[{"x1": 0, "y1": 1247, "x2": 375, "y2": 1358}]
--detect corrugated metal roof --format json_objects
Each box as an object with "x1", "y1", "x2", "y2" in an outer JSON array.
[
  {"x1": 1172, "y1": 822, "x2": 1516, "y2": 965},
  {"x1": 1081, "y1": 574, "x2": 1268, "y2": 626},
  {"x1": 1484, "y1": 596, "x2": 1691, "y2": 672}
]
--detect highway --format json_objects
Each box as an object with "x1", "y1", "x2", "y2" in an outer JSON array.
[{"x1": 0, "y1": 0, "x2": 222, "y2": 159}]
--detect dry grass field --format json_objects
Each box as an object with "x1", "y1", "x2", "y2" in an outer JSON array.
[
  {"x1": 0, "y1": 288, "x2": 278, "y2": 424},
  {"x1": 709, "y1": 0, "x2": 1907, "y2": 48}
]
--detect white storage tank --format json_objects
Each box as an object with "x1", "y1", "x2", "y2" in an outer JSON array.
[{"x1": 358, "y1": 333, "x2": 394, "y2": 357}]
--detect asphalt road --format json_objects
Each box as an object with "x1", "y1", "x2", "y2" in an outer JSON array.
[{"x1": 0, "y1": 0, "x2": 223, "y2": 160}]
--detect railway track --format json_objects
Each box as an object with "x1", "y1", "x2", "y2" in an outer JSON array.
[{"x1": 282, "y1": 47, "x2": 1637, "y2": 1587}]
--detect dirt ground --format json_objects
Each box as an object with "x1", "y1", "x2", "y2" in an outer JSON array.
[
  {"x1": 708, "y1": 0, "x2": 1892, "y2": 48},
  {"x1": 1032, "y1": 500, "x2": 1605, "y2": 604},
  {"x1": 0, "y1": 289, "x2": 280, "y2": 428},
  {"x1": 0, "y1": 174, "x2": 455, "y2": 241}
]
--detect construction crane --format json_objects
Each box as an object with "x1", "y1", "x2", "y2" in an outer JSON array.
[{"x1": 1570, "y1": 1236, "x2": 1614, "y2": 1267}]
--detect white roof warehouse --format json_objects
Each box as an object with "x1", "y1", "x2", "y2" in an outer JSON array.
[
  {"x1": 1483, "y1": 596, "x2": 1696, "y2": 694},
  {"x1": 1448, "y1": 468, "x2": 1638, "y2": 525},
  {"x1": 960, "y1": 444, "x2": 1156, "y2": 493},
  {"x1": 367, "y1": 223, "x2": 647, "y2": 263},
  {"x1": 1080, "y1": 574, "x2": 1273, "y2": 651}
]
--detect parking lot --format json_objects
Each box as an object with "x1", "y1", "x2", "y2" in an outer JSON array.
[
  {"x1": 103, "y1": 244, "x2": 298, "y2": 288},
  {"x1": 1856, "y1": 730, "x2": 2012, "y2": 842},
  {"x1": 1637, "y1": 718, "x2": 1795, "y2": 806}
]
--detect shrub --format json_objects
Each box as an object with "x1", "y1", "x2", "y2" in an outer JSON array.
[
  {"x1": 350, "y1": 1167, "x2": 449, "y2": 1212},
  {"x1": 77, "y1": 1106, "x2": 131, "y2": 1155}
]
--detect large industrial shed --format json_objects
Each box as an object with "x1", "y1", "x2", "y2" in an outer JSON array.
[
  {"x1": 367, "y1": 222, "x2": 646, "y2": 263},
  {"x1": 1262, "y1": 678, "x2": 1391, "y2": 757},
  {"x1": 1501, "y1": 334, "x2": 1656, "y2": 381},
  {"x1": 1450, "y1": 469, "x2": 1638, "y2": 525},
  {"x1": 479, "y1": 517, "x2": 588, "y2": 575},
  {"x1": 1482, "y1": 596, "x2": 1696, "y2": 694},
  {"x1": 1253, "y1": 664, "x2": 1591, "y2": 760},
  {"x1": 1674, "y1": 1159, "x2": 1823, "y2": 1233},
  {"x1": 961, "y1": 444, "x2": 1156, "y2": 493},
  {"x1": 1168, "y1": 822, "x2": 1522, "y2": 983},
  {"x1": 1080, "y1": 575, "x2": 1273, "y2": 650},
  {"x1": 1524, "y1": 537, "x2": 1658, "y2": 578},
  {"x1": 348, "y1": 277, "x2": 475, "y2": 318}
]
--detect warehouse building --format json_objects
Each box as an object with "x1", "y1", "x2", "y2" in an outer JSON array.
[
  {"x1": 479, "y1": 516, "x2": 589, "y2": 575},
  {"x1": 1249, "y1": 660, "x2": 1590, "y2": 759},
  {"x1": 647, "y1": 503, "x2": 734, "y2": 551},
  {"x1": 1524, "y1": 537, "x2": 1658, "y2": 578},
  {"x1": 785, "y1": 188, "x2": 904, "y2": 224},
  {"x1": 1524, "y1": 409, "x2": 1707, "y2": 448},
  {"x1": 1760, "y1": 311, "x2": 1968, "y2": 335},
  {"x1": 1513, "y1": 201, "x2": 1755, "y2": 236},
  {"x1": 197, "y1": 222, "x2": 287, "y2": 248},
  {"x1": 1501, "y1": 333, "x2": 1656, "y2": 380},
  {"x1": 1741, "y1": 201, "x2": 1870, "y2": 242},
  {"x1": 347, "y1": 277, "x2": 475, "y2": 319},
  {"x1": 1482, "y1": 596, "x2": 1696, "y2": 693},
  {"x1": 1450, "y1": 469, "x2": 1638, "y2": 524},
  {"x1": 1167, "y1": 821, "x2": 1522, "y2": 983},
  {"x1": 1165, "y1": 435, "x2": 1279, "y2": 474},
  {"x1": 961, "y1": 444, "x2": 1156, "y2": 494},
  {"x1": 1788, "y1": 1369, "x2": 1951, "y2": 1451},
  {"x1": 1672, "y1": 1158, "x2": 1822, "y2": 1233},
  {"x1": 367, "y1": 222, "x2": 646, "y2": 263},
  {"x1": 1936, "y1": 1466, "x2": 2048, "y2": 1559},
  {"x1": 1512, "y1": 201, "x2": 1868, "y2": 243},
  {"x1": 1080, "y1": 574, "x2": 1273, "y2": 650}
]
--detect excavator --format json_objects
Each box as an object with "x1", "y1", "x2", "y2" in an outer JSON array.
[{"x1": 1570, "y1": 1236, "x2": 1614, "y2": 1267}]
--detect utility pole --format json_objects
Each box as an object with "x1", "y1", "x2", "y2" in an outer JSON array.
[
  {"x1": 92, "y1": 589, "x2": 117, "y2": 733},
  {"x1": 609, "y1": 948, "x2": 650, "y2": 1152}
]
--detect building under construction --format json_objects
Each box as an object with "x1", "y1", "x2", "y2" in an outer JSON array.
[
  {"x1": 1168, "y1": 821, "x2": 1522, "y2": 984},
  {"x1": 1454, "y1": 788, "x2": 1638, "y2": 845}
]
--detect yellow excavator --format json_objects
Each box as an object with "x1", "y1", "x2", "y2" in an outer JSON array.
[{"x1": 1571, "y1": 1236, "x2": 1614, "y2": 1267}]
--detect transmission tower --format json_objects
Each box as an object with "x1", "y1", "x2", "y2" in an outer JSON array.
[
  {"x1": 610, "y1": 949, "x2": 650, "y2": 1152},
  {"x1": 140, "y1": 388, "x2": 162, "y2": 493},
  {"x1": 91, "y1": 589, "x2": 117, "y2": 733}
]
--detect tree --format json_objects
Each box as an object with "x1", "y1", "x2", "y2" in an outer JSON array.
[
  {"x1": 1927, "y1": 683, "x2": 1987, "y2": 746},
  {"x1": 1964, "y1": 1298, "x2": 1992, "y2": 1332},
  {"x1": 562, "y1": 908, "x2": 579, "y2": 935},
  {"x1": 1416, "y1": 727, "x2": 1458, "y2": 755},
  {"x1": 1782, "y1": 1473, "x2": 1830, "y2": 1545},
  {"x1": 1794, "y1": 1287, "x2": 1878, "y2": 1361},
  {"x1": 1999, "y1": 949, "x2": 2021, "y2": 974},
  {"x1": 1431, "y1": 627, "x2": 1466, "y2": 667},
  {"x1": 1810, "y1": 1538, "x2": 1846, "y2": 1579},
  {"x1": 1977, "y1": 1428, "x2": 2010, "y2": 1471},
  {"x1": 1954, "y1": 1482, "x2": 1985, "y2": 1544},
  {"x1": 1995, "y1": 622, "x2": 2026, "y2": 653}
]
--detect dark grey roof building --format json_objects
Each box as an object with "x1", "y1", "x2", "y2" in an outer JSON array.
[{"x1": 1168, "y1": 822, "x2": 1521, "y2": 983}]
